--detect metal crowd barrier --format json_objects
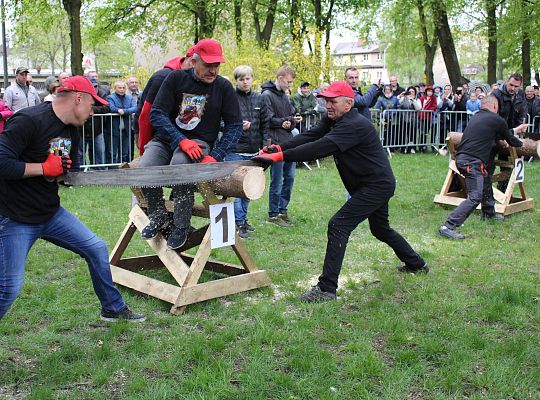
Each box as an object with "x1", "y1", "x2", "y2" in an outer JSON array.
[
  {"x1": 79, "y1": 113, "x2": 134, "y2": 170},
  {"x1": 378, "y1": 109, "x2": 440, "y2": 152}
]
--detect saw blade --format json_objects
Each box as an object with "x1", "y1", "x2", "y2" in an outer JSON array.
[{"x1": 62, "y1": 160, "x2": 262, "y2": 188}]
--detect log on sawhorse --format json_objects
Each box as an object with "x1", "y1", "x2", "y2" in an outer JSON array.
[
  {"x1": 108, "y1": 168, "x2": 271, "y2": 314},
  {"x1": 433, "y1": 132, "x2": 535, "y2": 216}
]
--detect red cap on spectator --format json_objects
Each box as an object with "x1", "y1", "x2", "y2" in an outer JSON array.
[
  {"x1": 57, "y1": 76, "x2": 108, "y2": 105},
  {"x1": 180, "y1": 45, "x2": 197, "y2": 64},
  {"x1": 317, "y1": 81, "x2": 354, "y2": 99},
  {"x1": 194, "y1": 39, "x2": 225, "y2": 63}
]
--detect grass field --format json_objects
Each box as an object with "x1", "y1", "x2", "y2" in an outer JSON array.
[{"x1": 1, "y1": 154, "x2": 539, "y2": 400}]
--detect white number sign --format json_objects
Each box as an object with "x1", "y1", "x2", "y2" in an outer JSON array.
[
  {"x1": 209, "y1": 203, "x2": 235, "y2": 249},
  {"x1": 514, "y1": 156, "x2": 525, "y2": 183}
]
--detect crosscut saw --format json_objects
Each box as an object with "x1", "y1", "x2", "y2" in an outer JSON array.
[{"x1": 62, "y1": 160, "x2": 262, "y2": 188}]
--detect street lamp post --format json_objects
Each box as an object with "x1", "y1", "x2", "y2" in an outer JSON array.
[{"x1": 1, "y1": 0, "x2": 8, "y2": 88}]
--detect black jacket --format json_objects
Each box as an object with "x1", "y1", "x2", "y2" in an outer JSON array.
[
  {"x1": 492, "y1": 85, "x2": 527, "y2": 128},
  {"x1": 261, "y1": 80, "x2": 297, "y2": 145},
  {"x1": 525, "y1": 96, "x2": 540, "y2": 118},
  {"x1": 457, "y1": 109, "x2": 522, "y2": 165},
  {"x1": 232, "y1": 88, "x2": 270, "y2": 153}
]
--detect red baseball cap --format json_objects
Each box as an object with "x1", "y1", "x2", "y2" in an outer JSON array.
[
  {"x1": 180, "y1": 45, "x2": 197, "y2": 64},
  {"x1": 57, "y1": 76, "x2": 108, "y2": 106},
  {"x1": 317, "y1": 81, "x2": 354, "y2": 99},
  {"x1": 194, "y1": 39, "x2": 225, "y2": 63}
]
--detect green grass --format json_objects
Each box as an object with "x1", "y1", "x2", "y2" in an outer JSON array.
[{"x1": 1, "y1": 154, "x2": 540, "y2": 399}]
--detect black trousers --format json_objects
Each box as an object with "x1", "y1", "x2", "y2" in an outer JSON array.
[
  {"x1": 318, "y1": 185, "x2": 425, "y2": 294},
  {"x1": 444, "y1": 156, "x2": 495, "y2": 229}
]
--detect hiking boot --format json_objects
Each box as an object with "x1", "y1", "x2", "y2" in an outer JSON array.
[
  {"x1": 481, "y1": 213, "x2": 504, "y2": 221},
  {"x1": 243, "y1": 220, "x2": 256, "y2": 232},
  {"x1": 267, "y1": 216, "x2": 291, "y2": 227},
  {"x1": 166, "y1": 226, "x2": 189, "y2": 250},
  {"x1": 299, "y1": 285, "x2": 337, "y2": 302},
  {"x1": 438, "y1": 225, "x2": 465, "y2": 240},
  {"x1": 397, "y1": 262, "x2": 430, "y2": 274},
  {"x1": 236, "y1": 224, "x2": 250, "y2": 239},
  {"x1": 100, "y1": 306, "x2": 146, "y2": 322},
  {"x1": 141, "y1": 212, "x2": 169, "y2": 240}
]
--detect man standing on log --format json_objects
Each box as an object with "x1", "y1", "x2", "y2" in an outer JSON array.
[
  {"x1": 254, "y1": 81, "x2": 428, "y2": 303},
  {"x1": 438, "y1": 95, "x2": 528, "y2": 240},
  {"x1": 139, "y1": 39, "x2": 242, "y2": 249},
  {"x1": 0, "y1": 76, "x2": 145, "y2": 322}
]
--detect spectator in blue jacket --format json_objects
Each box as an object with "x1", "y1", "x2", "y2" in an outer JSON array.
[
  {"x1": 375, "y1": 85, "x2": 400, "y2": 151},
  {"x1": 107, "y1": 81, "x2": 137, "y2": 163}
]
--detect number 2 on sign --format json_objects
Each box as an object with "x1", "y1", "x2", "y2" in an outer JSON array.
[
  {"x1": 209, "y1": 203, "x2": 236, "y2": 249},
  {"x1": 514, "y1": 157, "x2": 524, "y2": 183}
]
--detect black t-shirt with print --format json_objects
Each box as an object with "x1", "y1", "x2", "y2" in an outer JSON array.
[
  {"x1": 151, "y1": 68, "x2": 240, "y2": 145},
  {"x1": 282, "y1": 108, "x2": 395, "y2": 195},
  {"x1": 0, "y1": 102, "x2": 79, "y2": 224}
]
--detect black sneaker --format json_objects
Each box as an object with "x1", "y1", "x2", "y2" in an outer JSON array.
[
  {"x1": 243, "y1": 220, "x2": 256, "y2": 232},
  {"x1": 299, "y1": 286, "x2": 337, "y2": 302},
  {"x1": 166, "y1": 226, "x2": 189, "y2": 250},
  {"x1": 100, "y1": 307, "x2": 146, "y2": 322},
  {"x1": 397, "y1": 262, "x2": 429, "y2": 274},
  {"x1": 141, "y1": 213, "x2": 169, "y2": 240},
  {"x1": 236, "y1": 224, "x2": 250, "y2": 239},
  {"x1": 438, "y1": 225, "x2": 465, "y2": 240},
  {"x1": 481, "y1": 213, "x2": 504, "y2": 221}
]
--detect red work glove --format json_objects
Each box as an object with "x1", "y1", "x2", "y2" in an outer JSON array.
[
  {"x1": 261, "y1": 144, "x2": 282, "y2": 154},
  {"x1": 200, "y1": 155, "x2": 217, "y2": 163},
  {"x1": 252, "y1": 151, "x2": 284, "y2": 168},
  {"x1": 42, "y1": 154, "x2": 72, "y2": 177},
  {"x1": 179, "y1": 138, "x2": 204, "y2": 162}
]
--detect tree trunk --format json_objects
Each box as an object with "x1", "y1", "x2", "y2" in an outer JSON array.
[
  {"x1": 417, "y1": 0, "x2": 436, "y2": 84},
  {"x1": 290, "y1": 0, "x2": 300, "y2": 44},
  {"x1": 233, "y1": 0, "x2": 242, "y2": 44},
  {"x1": 62, "y1": 0, "x2": 83, "y2": 76},
  {"x1": 520, "y1": 0, "x2": 531, "y2": 85},
  {"x1": 251, "y1": 0, "x2": 277, "y2": 49},
  {"x1": 431, "y1": 1, "x2": 462, "y2": 89},
  {"x1": 486, "y1": 0, "x2": 497, "y2": 84}
]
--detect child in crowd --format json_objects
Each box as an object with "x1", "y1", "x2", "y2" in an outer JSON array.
[{"x1": 466, "y1": 92, "x2": 481, "y2": 115}]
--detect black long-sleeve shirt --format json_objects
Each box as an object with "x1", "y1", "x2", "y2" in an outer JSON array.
[
  {"x1": 281, "y1": 108, "x2": 395, "y2": 195},
  {"x1": 457, "y1": 108, "x2": 522, "y2": 164},
  {"x1": 0, "y1": 102, "x2": 79, "y2": 223}
]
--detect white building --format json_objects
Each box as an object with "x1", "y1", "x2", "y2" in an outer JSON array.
[{"x1": 331, "y1": 40, "x2": 388, "y2": 83}]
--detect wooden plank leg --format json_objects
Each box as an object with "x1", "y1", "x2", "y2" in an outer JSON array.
[
  {"x1": 109, "y1": 220, "x2": 137, "y2": 265},
  {"x1": 170, "y1": 271, "x2": 272, "y2": 312}
]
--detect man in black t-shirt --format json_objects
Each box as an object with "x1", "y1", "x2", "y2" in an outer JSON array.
[
  {"x1": 0, "y1": 76, "x2": 145, "y2": 322},
  {"x1": 254, "y1": 81, "x2": 427, "y2": 302},
  {"x1": 139, "y1": 39, "x2": 242, "y2": 250},
  {"x1": 438, "y1": 95, "x2": 527, "y2": 240}
]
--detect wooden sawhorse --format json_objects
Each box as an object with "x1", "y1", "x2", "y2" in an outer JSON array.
[
  {"x1": 433, "y1": 136, "x2": 534, "y2": 215},
  {"x1": 108, "y1": 183, "x2": 271, "y2": 314}
]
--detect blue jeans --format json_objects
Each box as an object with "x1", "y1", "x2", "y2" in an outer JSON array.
[
  {"x1": 224, "y1": 152, "x2": 253, "y2": 225},
  {"x1": 0, "y1": 207, "x2": 126, "y2": 319},
  {"x1": 269, "y1": 161, "x2": 296, "y2": 217}
]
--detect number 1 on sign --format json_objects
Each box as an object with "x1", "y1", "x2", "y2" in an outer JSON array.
[
  {"x1": 209, "y1": 203, "x2": 236, "y2": 249},
  {"x1": 515, "y1": 157, "x2": 524, "y2": 183}
]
